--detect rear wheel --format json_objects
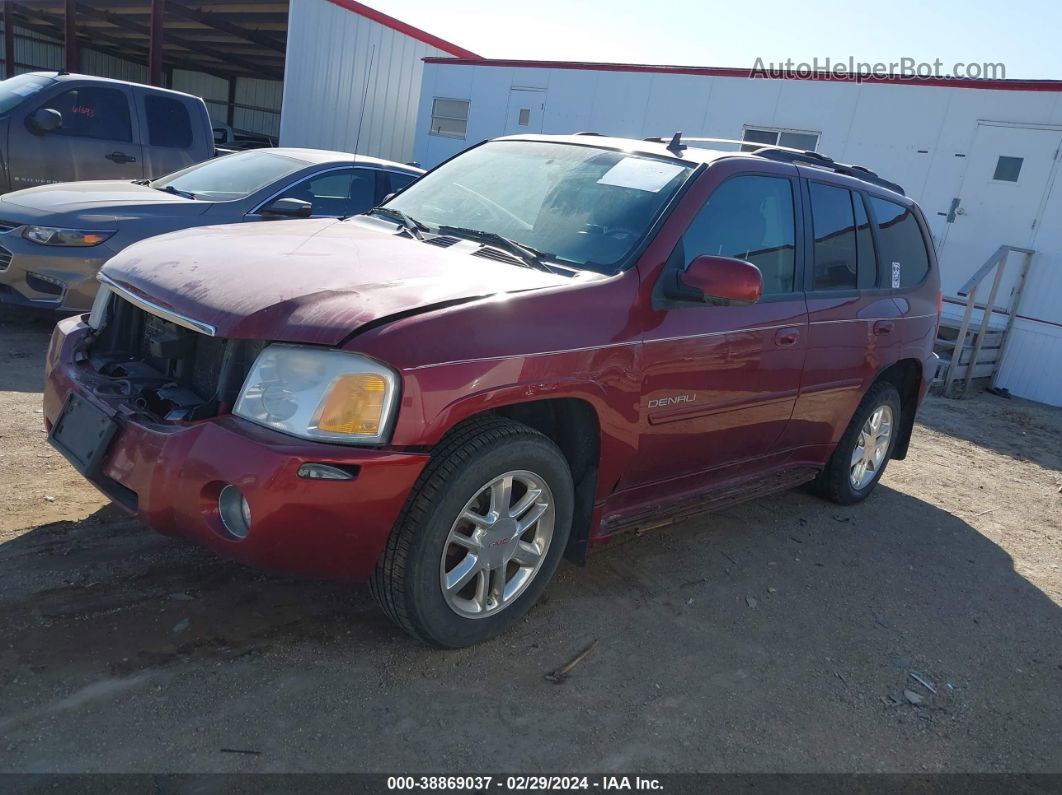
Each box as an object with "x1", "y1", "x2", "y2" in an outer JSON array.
[
  {"x1": 812, "y1": 381, "x2": 901, "y2": 505},
  {"x1": 370, "y1": 416, "x2": 572, "y2": 648}
]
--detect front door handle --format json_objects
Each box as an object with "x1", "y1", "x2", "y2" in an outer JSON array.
[
  {"x1": 105, "y1": 151, "x2": 136, "y2": 164},
  {"x1": 774, "y1": 327, "x2": 800, "y2": 347},
  {"x1": 873, "y1": 320, "x2": 895, "y2": 336}
]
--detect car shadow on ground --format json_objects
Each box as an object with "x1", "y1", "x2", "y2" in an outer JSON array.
[{"x1": 1, "y1": 480, "x2": 1059, "y2": 771}]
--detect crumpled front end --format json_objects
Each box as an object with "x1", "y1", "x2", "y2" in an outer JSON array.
[{"x1": 43, "y1": 301, "x2": 429, "y2": 581}]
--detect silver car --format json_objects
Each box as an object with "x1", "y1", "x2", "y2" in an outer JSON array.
[{"x1": 0, "y1": 148, "x2": 422, "y2": 311}]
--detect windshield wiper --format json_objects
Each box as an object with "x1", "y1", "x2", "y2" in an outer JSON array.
[
  {"x1": 152, "y1": 184, "x2": 196, "y2": 200},
  {"x1": 363, "y1": 206, "x2": 426, "y2": 239},
  {"x1": 436, "y1": 226, "x2": 560, "y2": 274}
]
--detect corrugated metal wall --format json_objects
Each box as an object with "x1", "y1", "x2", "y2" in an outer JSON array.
[
  {"x1": 1, "y1": 22, "x2": 281, "y2": 138},
  {"x1": 280, "y1": 0, "x2": 447, "y2": 162},
  {"x1": 170, "y1": 69, "x2": 229, "y2": 125}
]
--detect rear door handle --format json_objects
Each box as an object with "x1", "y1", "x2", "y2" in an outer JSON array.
[
  {"x1": 873, "y1": 321, "x2": 895, "y2": 336},
  {"x1": 774, "y1": 327, "x2": 800, "y2": 347},
  {"x1": 105, "y1": 151, "x2": 136, "y2": 164}
]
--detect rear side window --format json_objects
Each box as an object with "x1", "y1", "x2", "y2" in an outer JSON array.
[
  {"x1": 680, "y1": 175, "x2": 797, "y2": 296},
  {"x1": 41, "y1": 87, "x2": 132, "y2": 142},
  {"x1": 145, "y1": 95, "x2": 193, "y2": 148},
  {"x1": 868, "y1": 197, "x2": 931, "y2": 289},
  {"x1": 809, "y1": 182, "x2": 857, "y2": 290}
]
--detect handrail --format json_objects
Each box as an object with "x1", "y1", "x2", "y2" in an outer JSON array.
[
  {"x1": 957, "y1": 244, "x2": 1035, "y2": 296},
  {"x1": 942, "y1": 244, "x2": 1036, "y2": 397}
]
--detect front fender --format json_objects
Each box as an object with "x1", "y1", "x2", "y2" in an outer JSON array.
[{"x1": 391, "y1": 350, "x2": 642, "y2": 503}]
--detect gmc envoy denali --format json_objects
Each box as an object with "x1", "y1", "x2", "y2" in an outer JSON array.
[{"x1": 44, "y1": 133, "x2": 940, "y2": 647}]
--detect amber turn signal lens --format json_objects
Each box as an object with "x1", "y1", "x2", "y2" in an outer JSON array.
[{"x1": 315, "y1": 373, "x2": 388, "y2": 435}]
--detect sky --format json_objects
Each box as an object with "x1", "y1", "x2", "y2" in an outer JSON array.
[{"x1": 371, "y1": 0, "x2": 1062, "y2": 80}]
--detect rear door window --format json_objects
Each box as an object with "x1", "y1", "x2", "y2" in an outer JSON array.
[
  {"x1": 40, "y1": 86, "x2": 132, "y2": 142},
  {"x1": 868, "y1": 196, "x2": 931, "y2": 289},
  {"x1": 145, "y1": 95, "x2": 193, "y2": 148},
  {"x1": 808, "y1": 182, "x2": 858, "y2": 290}
]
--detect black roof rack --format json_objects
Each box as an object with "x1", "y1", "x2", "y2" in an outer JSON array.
[
  {"x1": 642, "y1": 132, "x2": 905, "y2": 195},
  {"x1": 753, "y1": 147, "x2": 905, "y2": 195}
]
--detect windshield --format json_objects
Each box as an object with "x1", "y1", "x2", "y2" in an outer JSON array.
[
  {"x1": 384, "y1": 140, "x2": 693, "y2": 273},
  {"x1": 0, "y1": 74, "x2": 55, "y2": 115},
  {"x1": 151, "y1": 150, "x2": 312, "y2": 201}
]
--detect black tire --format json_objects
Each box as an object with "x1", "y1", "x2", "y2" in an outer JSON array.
[
  {"x1": 369, "y1": 415, "x2": 573, "y2": 648},
  {"x1": 811, "y1": 381, "x2": 902, "y2": 505}
]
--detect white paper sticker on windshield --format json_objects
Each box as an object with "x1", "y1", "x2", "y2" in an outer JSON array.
[
  {"x1": 891, "y1": 261, "x2": 901, "y2": 288},
  {"x1": 596, "y1": 158, "x2": 685, "y2": 193}
]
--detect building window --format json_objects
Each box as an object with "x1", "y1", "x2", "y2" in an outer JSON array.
[
  {"x1": 992, "y1": 155, "x2": 1023, "y2": 182},
  {"x1": 429, "y1": 98, "x2": 469, "y2": 139},
  {"x1": 517, "y1": 108, "x2": 531, "y2": 126},
  {"x1": 741, "y1": 126, "x2": 820, "y2": 152}
]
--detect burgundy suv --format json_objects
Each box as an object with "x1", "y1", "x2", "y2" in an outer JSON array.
[{"x1": 43, "y1": 133, "x2": 940, "y2": 647}]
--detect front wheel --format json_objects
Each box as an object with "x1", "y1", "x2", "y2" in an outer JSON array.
[
  {"x1": 812, "y1": 381, "x2": 901, "y2": 505},
  {"x1": 370, "y1": 416, "x2": 573, "y2": 648}
]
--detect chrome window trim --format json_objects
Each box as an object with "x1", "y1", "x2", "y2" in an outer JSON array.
[
  {"x1": 247, "y1": 164, "x2": 421, "y2": 218},
  {"x1": 98, "y1": 273, "x2": 217, "y2": 337}
]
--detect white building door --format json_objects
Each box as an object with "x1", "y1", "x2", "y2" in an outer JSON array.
[
  {"x1": 504, "y1": 89, "x2": 545, "y2": 135},
  {"x1": 936, "y1": 123, "x2": 1062, "y2": 299}
]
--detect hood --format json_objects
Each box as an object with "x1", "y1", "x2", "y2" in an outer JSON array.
[
  {"x1": 100, "y1": 218, "x2": 574, "y2": 345},
  {"x1": 0, "y1": 181, "x2": 209, "y2": 226}
]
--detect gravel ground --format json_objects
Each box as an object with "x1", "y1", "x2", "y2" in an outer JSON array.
[{"x1": 0, "y1": 307, "x2": 1060, "y2": 773}]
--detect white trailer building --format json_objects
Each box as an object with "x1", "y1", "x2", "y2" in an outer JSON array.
[
  {"x1": 411, "y1": 58, "x2": 1062, "y2": 405},
  {"x1": 279, "y1": 0, "x2": 478, "y2": 164}
]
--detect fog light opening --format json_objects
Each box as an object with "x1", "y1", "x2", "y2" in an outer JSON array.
[
  {"x1": 297, "y1": 463, "x2": 358, "y2": 480},
  {"x1": 218, "y1": 485, "x2": 251, "y2": 539}
]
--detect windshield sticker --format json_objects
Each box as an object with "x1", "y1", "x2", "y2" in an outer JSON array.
[
  {"x1": 892, "y1": 261, "x2": 901, "y2": 288},
  {"x1": 596, "y1": 158, "x2": 685, "y2": 193}
]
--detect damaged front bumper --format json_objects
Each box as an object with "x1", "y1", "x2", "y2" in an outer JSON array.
[{"x1": 43, "y1": 315, "x2": 429, "y2": 581}]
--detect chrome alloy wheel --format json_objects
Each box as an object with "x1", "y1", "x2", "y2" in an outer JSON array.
[
  {"x1": 440, "y1": 470, "x2": 555, "y2": 619},
  {"x1": 850, "y1": 404, "x2": 894, "y2": 490}
]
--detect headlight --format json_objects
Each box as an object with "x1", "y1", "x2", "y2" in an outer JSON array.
[
  {"x1": 23, "y1": 226, "x2": 114, "y2": 247},
  {"x1": 233, "y1": 345, "x2": 399, "y2": 445}
]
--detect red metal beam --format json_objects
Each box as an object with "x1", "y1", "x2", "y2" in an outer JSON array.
[
  {"x1": 4, "y1": 2, "x2": 15, "y2": 79},
  {"x1": 148, "y1": 0, "x2": 164, "y2": 86},
  {"x1": 64, "y1": 0, "x2": 79, "y2": 72}
]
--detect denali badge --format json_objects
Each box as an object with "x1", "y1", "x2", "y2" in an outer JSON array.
[{"x1": 648, "y1": 394, "x2": 697, "y2": 408}]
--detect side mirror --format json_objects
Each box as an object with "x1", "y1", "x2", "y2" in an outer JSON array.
[
  {"x1": 27, "y1": 108, "x2": 62, "y2": 134},
  {"x1": 664, "y1": 254, "x2": 763, "y2": 306},
  {"x1": 259, "y1": 197, "x2": 313, "y2": 218}
]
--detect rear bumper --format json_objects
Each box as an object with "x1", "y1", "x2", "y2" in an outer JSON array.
[{"x1": 44, "y1": 316, "x2": 429, "y2": 581}]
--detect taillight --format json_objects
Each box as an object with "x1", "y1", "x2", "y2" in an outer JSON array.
[{"x1": 935, "y1": 290, "x2": 943, "y2": 336}]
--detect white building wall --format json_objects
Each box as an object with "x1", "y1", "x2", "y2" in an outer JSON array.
[
  {"x1": 280, "y1": 0, "x2": 451, "y2": 163},
  {"x1": 414, "y1": 64, "x2": 1062, "y2": 405}
]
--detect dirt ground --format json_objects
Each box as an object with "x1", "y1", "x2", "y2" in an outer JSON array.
[{"x1": 1, "y1": 306, "x2": 1060, "y2": 774}]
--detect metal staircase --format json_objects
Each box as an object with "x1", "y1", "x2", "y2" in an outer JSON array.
[{"x1": 934, "y1": 245, "x2": 1036, "y2": 398}]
